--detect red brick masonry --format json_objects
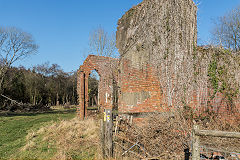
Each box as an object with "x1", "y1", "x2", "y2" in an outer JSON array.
[{"x1": 77, "y1": 55, "x2": 118, "y2": 120}]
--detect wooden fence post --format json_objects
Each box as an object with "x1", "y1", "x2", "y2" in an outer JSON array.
[
  {"x1": 100, "y1": 119, "x2": 105, "y2": 159},
  {"x1": 192, "y1": 124, "x2": 200, "y2": 160},
  {"x1": 104, "y1": 109, "x2": 113, "y2": 158}
]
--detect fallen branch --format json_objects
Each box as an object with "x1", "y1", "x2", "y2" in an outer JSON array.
[
  {"x1": 122, "y1": 141, "x2": 139, "y2": 156},
  {"x1": 1, "y1": 94, "x2": 23, "y2": 106},
  {"x1": 114, "y1": 142, "x2": 144, "y2": 159},
  {"x1": 115, "y1": 134, "x2": 152, "y2": 157}
]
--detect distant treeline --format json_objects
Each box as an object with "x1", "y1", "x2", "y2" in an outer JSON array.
[{"x1": 0, "y1": 63, "x2": 78, "y2": 109}]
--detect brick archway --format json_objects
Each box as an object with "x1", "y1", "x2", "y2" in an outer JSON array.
[{"x1": 77, "y1": 55, "x2": 119, "y2": 120}]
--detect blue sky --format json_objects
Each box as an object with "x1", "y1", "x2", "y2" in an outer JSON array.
[
  {"x1": 197, "y1": 0, "x2": 240, "y2": 44},
  {"x1": 0, "y1": 0, "x2": 239, "y2": 72}
]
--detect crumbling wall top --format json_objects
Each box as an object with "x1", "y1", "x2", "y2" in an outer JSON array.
[{"x1": 116, "y1": 0, "x2": 197, "y2": 58}]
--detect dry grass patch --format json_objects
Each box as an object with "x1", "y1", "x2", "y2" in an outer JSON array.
[{"x1": 18, "y1": 117, "x2": 100, "y2": 160}]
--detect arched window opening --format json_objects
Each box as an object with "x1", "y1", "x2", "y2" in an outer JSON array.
[{"x1": 88, "y1": 70, "x2": 100, "y2": 110}]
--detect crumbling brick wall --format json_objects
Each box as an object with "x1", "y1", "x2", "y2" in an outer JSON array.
[
  {"x1": 116, "y1": 0, "x2": 240, "y2": 115},
  {"x1": 77, "y1": 0, "x2": 240, "y2": 119},
  {"x1": 77, "y1": 55, "x2": 118, "y2": 119},
  {"x1": 118, "y1": 59, "x2": 169, "y2": 113},
  {"x1": 116, "y1": 0, "x2": 198, "y2": 114}
]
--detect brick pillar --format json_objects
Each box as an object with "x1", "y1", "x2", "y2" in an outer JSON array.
[
  {"x1": 84, "y1": 73, "x2": 89, "y2": 118},
  {"x1": 79, "y1": 71, "x2": 85, "y2": 120},
  {"x1": 76, "y1": 70, "x2": 81, "y2": 115}
]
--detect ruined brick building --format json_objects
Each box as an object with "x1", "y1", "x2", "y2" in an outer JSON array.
[
  {"x1": 77, "y1": 0, "x2": 240, "y2": 120},
  {"x1": 77, "y1": 55, "x2": 118, "y2": 118}
]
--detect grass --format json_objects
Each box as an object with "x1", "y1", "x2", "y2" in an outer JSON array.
[
  {"x1": 17, "y1": 117, "x2": 100, "y2": 160},
  {"x1": 0, "y1": 108, "x2": 76, "y2": 159}
]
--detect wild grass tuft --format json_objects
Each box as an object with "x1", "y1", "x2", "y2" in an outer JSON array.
[{"x1": 17, "y1": 117, "x2": 100, "y2": 160}]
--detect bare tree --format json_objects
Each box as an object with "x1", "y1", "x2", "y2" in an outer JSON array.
[
  {"x1": 88, "y1": 26, "x2": 118, "y2": 58},
  {"x1": 212, "y1": 6, "x2": 240, "y2": 51},
  {"x1": 0, "y1": 27, "x2": 38, "y2": 92}
]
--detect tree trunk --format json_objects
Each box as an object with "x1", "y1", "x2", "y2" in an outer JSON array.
[
  {"x1": 94, "y1": 95, "x2": 98, "y2": 109},
  {"x1": 62, "y1": 95, "x2": 65, "y2": 105},
  {"x1": 0, "y1": 74, "x2": 5, "y2": 94},
  {"x1": 56, "y1": 92, "x2": 59, "y2": 106},
  {"x1": 33, "y1": 88, "x2": 36, "y2": 105},
  {"x1": 92, "y1": 97, "x2": 94, "y2": 107},
  {"x1": 0, "y1": 67, "x2": 9, "y2": 94}
]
